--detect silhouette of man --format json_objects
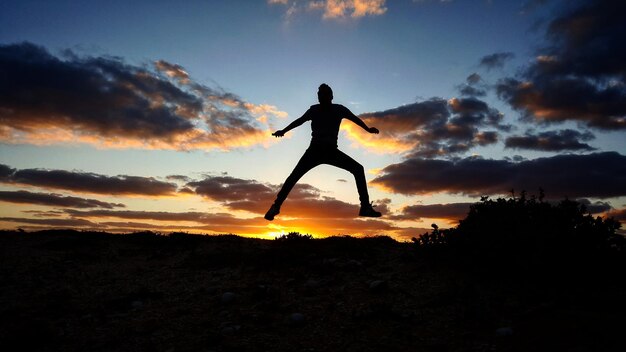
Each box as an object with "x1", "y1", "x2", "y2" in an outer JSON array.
[{"x1": 265, "y1": 83, "x2": 382, "y2": 221}]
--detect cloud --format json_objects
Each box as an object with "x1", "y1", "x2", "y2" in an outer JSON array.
[
  {"x1": 165, "y1": 175, "x2": 192, "y2": 182},
  {"x1": 0, "y1": 164, "x2": 14, "y2": 179},
  {"x1": 269, "y1": 0, "x2": 386, "y2": 20},
  {"x1": 154, "y1": 60, "x2": 190, "y2": 84},
  {"x1": 391, "y1": 198, "x2": 612, "y2": 222},
  {"x1": 60, "y1": 208, "x2": 399, "y2": 236},
  {"x1": 187, "y1": 175, "x2": 275, "y2": 209},
  {"x1": 478, "y1": 52, "x2": 515, "y2": 70},
  {"x1": 0, "y1": 163, "x2": 178, "y2": 196},
  {"x1": 64, "y1": 208, "x2": 253, "y2": 224},
  {"x1": 0, "y1": 164, "x2": 400, "y2": 236},
  {"x1": 390, "y1": 202, "x2": 472, "y2": 221},
  {"x1": 185, "y1": 175, "x2": 391, "y2": 219},
  {"x1": 466, "y1": 73, "x2": 481, "y2": 84},
  {"x1": 371, "y1": 151, "x2": 626, "y2": 199},
  {"x1": 0, "y1": 190, "x2": 125, "y2": 209},
  {"x1": 22, "y1": 210, "x2": 66, "y2": 217},
  {"x1": 575, "y1": 198, "x2": 612, "y2": 215},
  {"x1": 0, "y1": 42, "x2": 286, "y2": 150},
  {"x1": 345, "y1": 97, "x2": 509, "y2": 157},
  {"x1": 62, "y1": 209, "x2": 270, "y2": 234},
  {"x1": 457, "y1": 73, "x2": 487, "y2": 97},
  {"x1": 496, "y1": 0, "x2": 626, "y2": 130},
  {"x1": 504, "y1": 129, "x2": 595, "y2": 151},
  {"x1": 0, "y1": 217, "x2": 98, "y2": 227}
]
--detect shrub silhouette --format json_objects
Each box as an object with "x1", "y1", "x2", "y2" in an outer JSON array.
[
  {"x1": 412, "y1": 223, "x2": 448, "y2": 249},
  {"x1": 274, "y1": 231, "x2": 314, "y2": 242},
  {"x1": 413, "y1": 193, "x2": 623, "y2": 266}
]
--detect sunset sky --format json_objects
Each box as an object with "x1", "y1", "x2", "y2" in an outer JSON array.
[{"x1": 1, "y1": 0, "x2": 625, "y2": 239}]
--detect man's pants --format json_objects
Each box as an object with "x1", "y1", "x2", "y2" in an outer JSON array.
[{"x1": 274, "y1": 146, "x2": 370, "y2": 207}]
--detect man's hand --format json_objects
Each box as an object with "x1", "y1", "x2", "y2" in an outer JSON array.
[
  {"x1": 272, "y1": 130, "x2": 285, "y2": 137},
  {"x1": 367, "y1": 127, "x2": 379, "y2": 134}
]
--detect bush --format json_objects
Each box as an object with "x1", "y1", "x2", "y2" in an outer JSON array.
[
  {"x1": 413, "y1": 193, "x2": 623, "y2": 263},
  {"x1": 274, "y1": 232, "x2": 313, "y2": 242}
]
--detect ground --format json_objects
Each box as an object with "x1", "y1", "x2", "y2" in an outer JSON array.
[{"x1": 0, "y1": 230, "x2": 624, "y2": 351}]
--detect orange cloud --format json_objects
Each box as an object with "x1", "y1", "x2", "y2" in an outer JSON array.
[
  {"x1": 0, "y1": 163, "x2": 415, "y2": 239},
  {"x1": 27, "y1": 205, "x2": 404, "y2": 238},
  {"x1": 0, "y1": 42, "x2": 287, "y2": 151},
  {"x1": 341, "y1": 117, "x2": 418, "y2": 154},
  {"x1": 344, "y1": 98, "x2": 507, "y2": 157},
  {"x1": 270, "y1": 0, "x2": 386, "y2": 20}
]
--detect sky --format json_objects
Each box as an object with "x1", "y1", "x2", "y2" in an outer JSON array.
[{"x1": 1, "y1": 0, "x2": 625, "y2": 239}]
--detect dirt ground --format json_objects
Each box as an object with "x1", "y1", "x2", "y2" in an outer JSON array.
[{"x1": 1, "y1": 230, "x2": 624, "y2": 351}]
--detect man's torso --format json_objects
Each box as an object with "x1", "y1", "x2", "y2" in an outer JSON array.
[{"x1": 307, "y1": 104, "x2": 347, "y2": 148}]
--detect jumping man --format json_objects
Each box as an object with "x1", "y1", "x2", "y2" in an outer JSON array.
[{"x1": 265, "y1": 83, "x2": 382, "y2": 221}]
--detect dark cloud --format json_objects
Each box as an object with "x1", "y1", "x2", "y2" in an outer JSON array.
[
  {"x1": 178, "y1": 187, "x2": 195, "y2": 194},
  {"x1": 0, "y1": 163, "x2": 177, "y2": 196},
  {"x1": 186, "y1": 175, "x2": 374, "y2": 219},
  {"x1": 0, "y1": 190, "x2": 125, "y2": 208},
  {"x1": 0, "y1": 217, "x2": 97, "y2": 227},
  {"x1": 154, "y1": 60, "x2": 190, "y2": 84},
  {"x1": 0, "y1": 164, "x2": 14, "y2": 179},
  {"x1": 64, "y1": 209, "x2": 250, "y2": 224},
  {"x1": 458, "y1": 85, "x2": 487, "y2": 97},
  {"x1": 575, "y1": 198, "x2": 612, "y2": 214},
  {"x1": 479, "y1": 52, "x2": 515, "y2": 70},
  {"x1": 457, "y1": 73, "x2": 486, "y2": 97},
  {"x1": 390, "y1": 202, "x2": 472, "y2": 221},
  {"x1": 0, "y1": 42, "x2": 277, "y2": 149},
  {"x1": 22, "y1": 210, "x2": 65, "y2": 217},
  {"x1": 392, "y1": 198, "x2": 612, "y2": 222},
  {"x1": 466, "y1": 73, "x2": 482, "y2": 84},
  {"x1": 166, "y1": 175, "x2": 192, "y2": 182},
  {"x1": 99, "y1": 221, "x2": 167, "y2": 230},
  {"x1": 353, "y1": 97, "x2": 509, "y2": 158},
  {"x1": 96, "y1": 221, "x2": 250, "y2": 233},
  {"x1": 496, "y1": 0, "x2": 626, "y2": 130},
  {"x1": 63, "y1": 209, "x2": 269, "y2": 234},
  {"x1": 504, "y1": 129, "x2": 595, "y2": 151},
  {"x1": 372, "y1": 151, "x2": 626, "y2": 199},
  {"x1": 188, "y1": 175, "x2": 275, "y2": 204}
]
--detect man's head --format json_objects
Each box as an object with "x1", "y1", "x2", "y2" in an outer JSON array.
[{"x1": 318, "y1": 83, "x2": 333, "y2": 104}]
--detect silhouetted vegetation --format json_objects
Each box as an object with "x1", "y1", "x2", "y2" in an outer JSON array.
[
  {"x1": 274, "y1": 231, "x2": 314, "y2": 242},
  {"x1": 413, "y1": 193, "x2": 624, "y2": 276}
]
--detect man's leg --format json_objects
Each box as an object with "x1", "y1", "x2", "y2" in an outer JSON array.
[
  {"x1": 265, "y1": 149, "x2": 320, "y2": 220},
  {"x1": 326, "y1": 149, "x2": 381, "y2": 217},
  {"x1": 326, "y1": 149, "x2": 369, "y2": 205}
]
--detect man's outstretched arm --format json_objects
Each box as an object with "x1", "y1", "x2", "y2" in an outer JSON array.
[
  {"x1": 345, "y1": 108, "x2": 379, "y2": 134},
  {"x1": 272, "y1": 114, "x2": 310, "y2": 137}
]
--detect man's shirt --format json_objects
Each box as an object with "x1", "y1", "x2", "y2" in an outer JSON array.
[{"x1": 302, "y1": 103, "x2": 354, "y2": 148}]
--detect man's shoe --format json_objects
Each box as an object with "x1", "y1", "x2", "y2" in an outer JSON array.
[
  {"x1": 359, "y1": 202, "x2": 381, "y2": 217},
  {"x1": 264, "y1": 203, "x2": 281, "y2": 221}
]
